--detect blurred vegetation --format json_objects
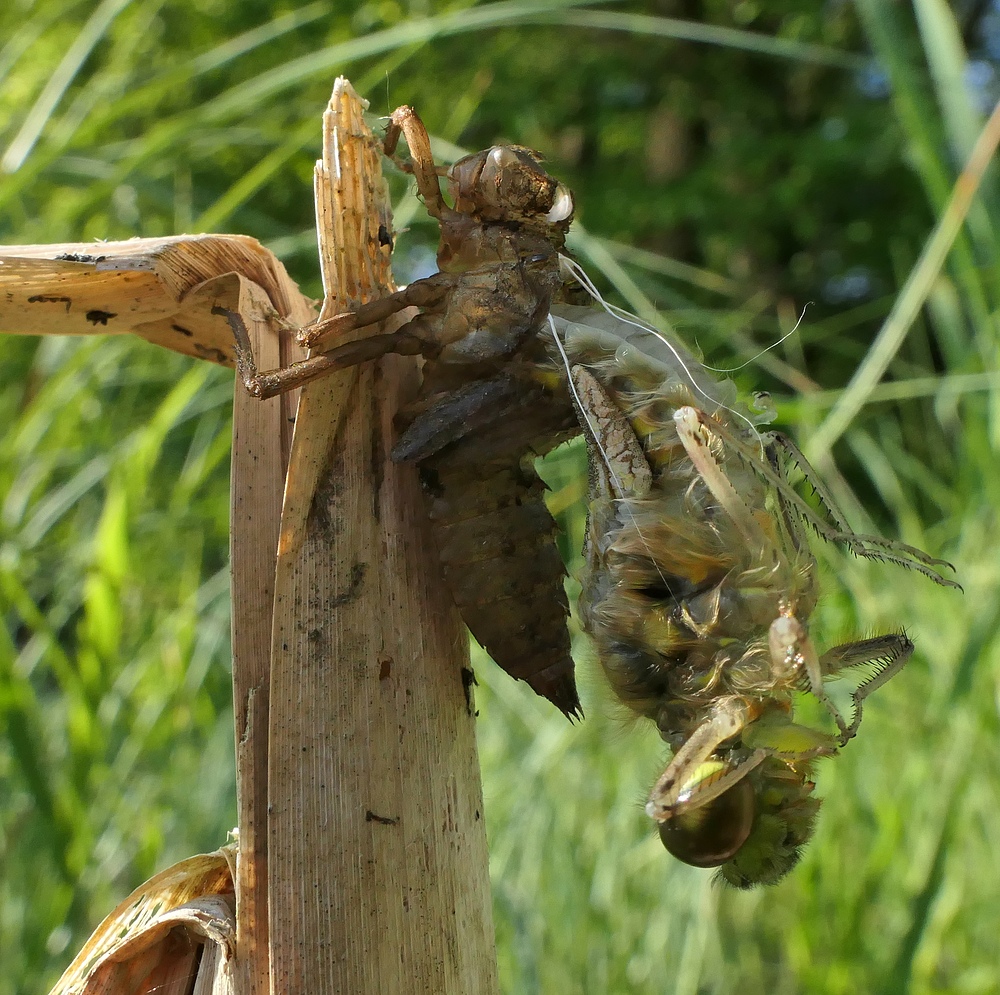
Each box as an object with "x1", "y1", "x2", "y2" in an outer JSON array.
[{"x1": 1, "y1": 0, "x2": 998, "y2": 993}]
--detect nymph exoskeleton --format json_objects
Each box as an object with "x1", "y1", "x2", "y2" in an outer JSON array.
[
  {"x1": 545, "y1": 302, "x2": 957, "y2": 885},
  {"x1": 221, "y1": 105, "x2": 584, "y2": 717}
]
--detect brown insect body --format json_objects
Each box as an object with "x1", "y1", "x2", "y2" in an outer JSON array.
[
  {"x1": 391, "y1": 363, "x2": 579, "y2": 717},
  {"x1": 230, "y1": 115, "x2": 584, "y2": 717},
  {"x1": 381, "y1": 140, "x2": 584, "y2": 718},
  {"x1": 285, "y1": 121, "x2": 584, "y2": 717}
]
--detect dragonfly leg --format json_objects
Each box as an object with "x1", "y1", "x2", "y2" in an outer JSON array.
[
  {"x1": 769, "y1": 613, "x2": 854, "y2": 742},
  {"x1": 816, "y1": 632, "x2": 914, "y2": 743},
  {"x1": 646, "y1": 697, "x2": 756, "y2": 821},
  {"x1": 296, "y1": 271, "x2": 452, "y2": 350},
  {"x1": 764, "y1": 431, "x2": 959, "y2": 586},
  {"x1": 770, "y1": 617, "x2": 914, "y2": 746},
  {"x1": 650, "y1": 697, "x2": 843, "y2": 823},
  {"x1": 673, "y1": 405, "x2": 772, "y2": 552},
  {"x1": 383, "y1": 105, "x2": 448, "y2": 219}
]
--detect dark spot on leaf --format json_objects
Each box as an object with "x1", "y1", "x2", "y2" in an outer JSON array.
[
  {"x1": 54, "y1": 252, "x2": 104, "y2": 263},
  {"x1": 27, "y1": 295, "x2": 72, "y2": 311},
  {"x1": 330, "y1": 562, "x2": 366, "y2": 607}
]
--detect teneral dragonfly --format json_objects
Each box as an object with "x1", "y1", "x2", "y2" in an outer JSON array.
[
  {"x1": 222, "y1": 105, "x2": 958, "y2": 884},
  {"x1": 543, "y1": 299, "x2": 956, "y2": 884}
]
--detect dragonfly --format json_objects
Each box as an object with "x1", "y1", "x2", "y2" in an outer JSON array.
[
  {"x1": 220, "y1": 104, "x2": 959, "y2": 884},
  {"x1": 545, "y1": 298, "x2": 957, "y2": 885}
]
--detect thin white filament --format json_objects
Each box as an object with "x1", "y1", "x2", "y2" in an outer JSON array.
[
  {"x1": 558, "y1": 254, "x2": 765, "y2": 457},
  {"x1": 700, "y1": 302, "x2": 813, "y2": 374},
  {"x1": 547, "y1": 311, "x2": 622, "y2": 494}
]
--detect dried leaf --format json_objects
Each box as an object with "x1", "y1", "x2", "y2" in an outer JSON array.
[
  {"x1": 48, "y1": 846, "x2": 237, "y2": 995},
  {"x1": 0, "y1": 235, "x2": 314, "y2": 365}
]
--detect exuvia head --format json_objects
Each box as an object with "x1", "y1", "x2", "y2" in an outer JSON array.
[{"x1": 447, "y1": 145, "x2": 574, "y2": 227}]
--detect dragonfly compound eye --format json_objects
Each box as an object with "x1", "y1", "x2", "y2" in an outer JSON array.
[{"x1": 657, "y1": 777, "x2": 755, "y2": 868}]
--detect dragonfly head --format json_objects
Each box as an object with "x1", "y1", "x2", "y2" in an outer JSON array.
[
  {"x1": 657, "y1": 755, "x2": 820, "y2": 887},
  {"x1": 448, "y1": 145, "x2": 574, "y2": 231}
]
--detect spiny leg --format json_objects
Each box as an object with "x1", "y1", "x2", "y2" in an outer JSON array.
[
  {"x1": 296, "y1": 270, "x2": 452, "y2": 351},
  {"x1": 673, "y1": 405, "x2": 772, "y2": 553},
  {"x1": 382, "y1": 105, "x2": 448, "y2": 220},
  {"x1": 769, "y1": 614, "x2": 851, "y2": 742},
  {"x1": 767, "y1": 431, "x2": 957, "y2": 572},
  {"x1": 646, "y1": 698, "x2": 763, "y2": 821},
  {"x1": 690, "y1": 409, "x2": 956, "y2": 582},
  {"x1": 771, "y1": 623, "x2": 914, "y2": 747},
  {"x1": 814, "y1": 632, "x2": 914, "y2": 743},
  {"x1": 293, "y1": 107, "x2": 453, "y2": 353},
  {"x1": 708, "y1": 419, "x2": 959, "y2": 588}
]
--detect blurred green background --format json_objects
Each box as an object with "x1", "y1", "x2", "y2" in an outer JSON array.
[{"x1": 1, "y1": 1, "x2": 997, "y2": 992}]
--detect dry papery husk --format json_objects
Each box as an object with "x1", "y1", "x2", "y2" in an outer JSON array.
[
  {"x1": 48, "y1": 846, "x2": 237, "y2": 995},
  {"x1": 0, "y1": 234, "x2": 314, "y2": 363}
]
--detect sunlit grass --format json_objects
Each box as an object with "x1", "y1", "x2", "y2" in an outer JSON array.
[{"x1": 2, "y1": 1, "x2": 998, "y2": 993}]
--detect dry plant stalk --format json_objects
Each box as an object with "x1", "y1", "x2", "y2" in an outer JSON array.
[
  {"x1": 0, "y1": 234, "x2": 308, "y2": 367},
  {"x1": 229, "y1": 299, "x2": 306, "y2": 995},
  {"x1": 264, "y1": 78, "x2": 497, "y2": 995},
  {"x1": 1, "y1": 229, "x2": 311, "y2": 995}
]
